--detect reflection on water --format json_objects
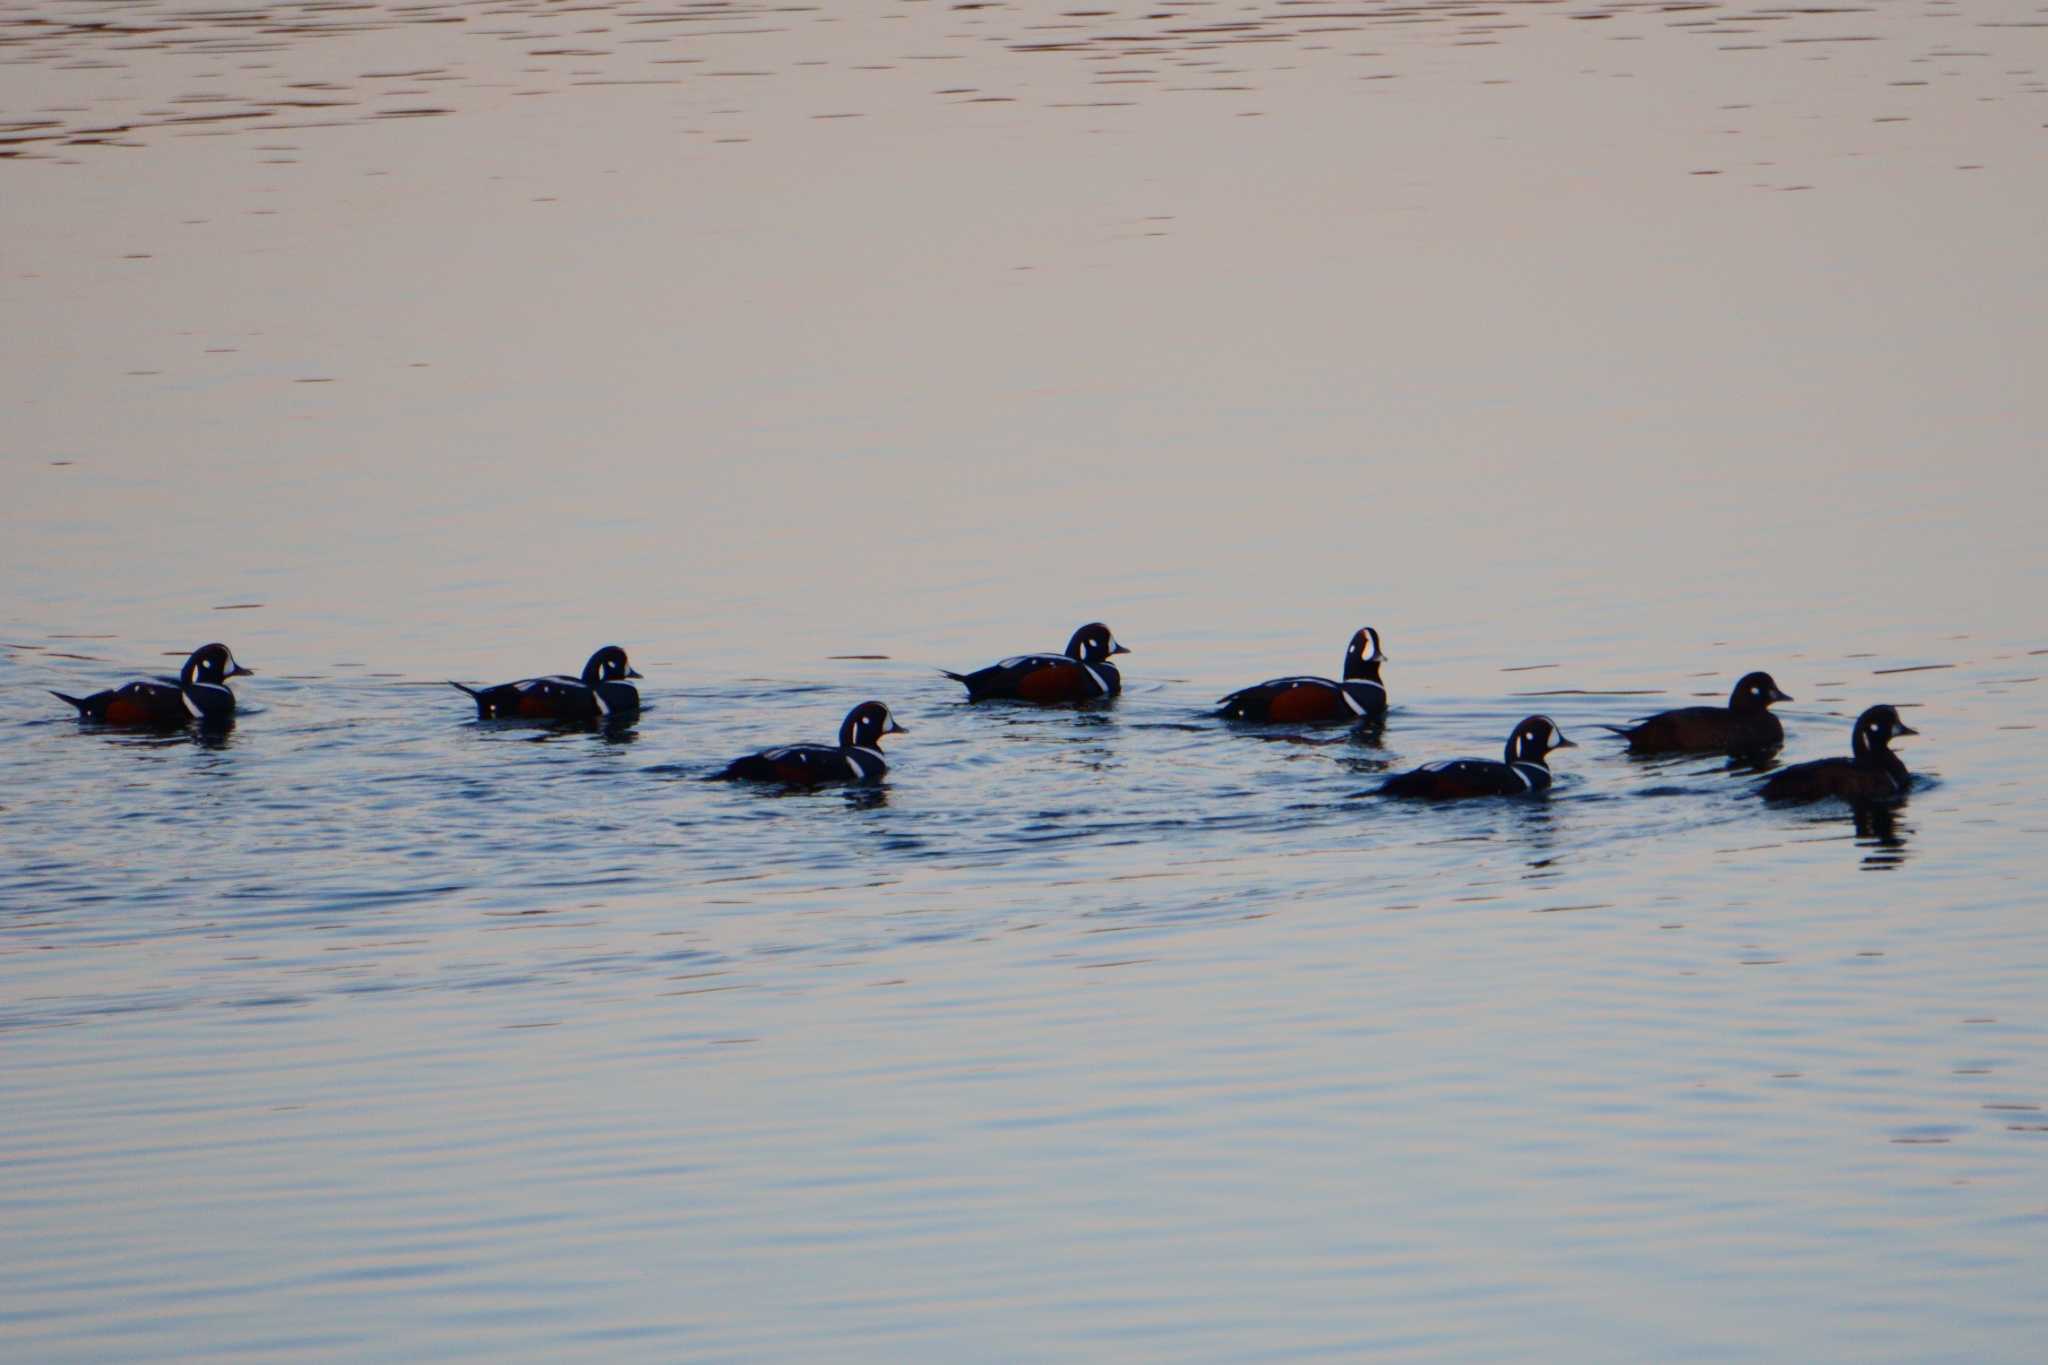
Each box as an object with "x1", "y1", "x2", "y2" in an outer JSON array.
[
  {"x1": 4, "y1": 639, "x2": 2037, "y2": 1353},
  {"x1": 1851, "y1": 798, "x2": 1910, "y2": 870},
  {"x1": 78, "y1": 718, "x2": 239, "y2": 752},
  {"x1": 5, "y1": 0, "x2": 2042, "y2": 168}
]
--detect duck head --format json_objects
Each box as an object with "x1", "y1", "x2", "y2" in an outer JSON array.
[
  {"x1": 581, "y1": 645, "x2": 643, "y2": 686},
  {"x1": 182, "y1": 643, "x2": 252, "y2": 687},
  {"x1": 1343, "y1": 626, "x2": 1387, "y2": 683},
  {"x1": 1850, "y1": 704, "x2": 1917, "y2": 758},
  {"x1": 841, "y1": 700, "x2": 908, "y2": 749},
  {"x1": 1506, "y1": 714, "x2": 1575, "y2": 766},
  {"x1": 1064, "y1": 622, "x2": 1129, "y2": 664},
  {"x1": 1730, "y1": 671, "x2": 1792, "y2": 711}
]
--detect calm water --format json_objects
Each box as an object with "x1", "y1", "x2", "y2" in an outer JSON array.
[{"x1": 6, "y1": 0, "x2": 2048, "y2": 1359}]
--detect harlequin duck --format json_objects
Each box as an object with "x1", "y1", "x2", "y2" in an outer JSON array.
[
  {"x1": 51, "y1": 642, "x2": 252, "y2": 727},
  {"x1": 1377, "y1": 715, "x2": 1575, "y2": 799},
  {"x1": 1217, "y1": 626, "x2": 1387, "y2": 724},
  {"x1": 942, "y1": 623, "x2": 1128, "y2": 703},
  {"x1": 450, "y1": 645, "x2": 643, "y2": 722},
  {"x1": 711, "y1": 701, "x2": 907, "y2": 785},
  {"x1": 1759, "y1": 704, "x2": 1916, "y2": 803},
  {"x1": 1601, "y1": 671, "x2": 1791, "y2": 754}
]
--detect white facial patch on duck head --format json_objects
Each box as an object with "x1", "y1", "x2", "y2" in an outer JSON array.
[{"x1": 1511, "y1": 718, "x2": 1565, "y2": 761}]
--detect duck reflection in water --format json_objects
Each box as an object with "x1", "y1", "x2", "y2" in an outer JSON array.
[
  {"x1": 1851, "y1": 799, "x2": 1911, "y2": 870},
  {"x1": 515, "y1": 720, "x2": 641, "y2": 747},
  {"x1": 1245, "y1": 717, "x2": 1387, "y2": 754},
  {"x1": 104, "y1": 724, "x2": 236, "y2": 753},
  {"x1": 1516, "y1": 801, "x2": 1564, "y2": 871},
  {"x1": 1781, "y1": 798, "x2": 1912, "y2": 870}
]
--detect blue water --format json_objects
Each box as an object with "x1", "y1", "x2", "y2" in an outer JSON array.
[{"x1": 5, "y1": 624, "x2": 2046, "y2": 1358}]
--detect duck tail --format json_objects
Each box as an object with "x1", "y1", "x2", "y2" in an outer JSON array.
[
  {"x1": 1594, "y1": 724, "x2": 1634, "y2": 737},
  {"x1": 50, "y1": 691, "x2": 88, "y2": 714},
  {"x1": 448, "y1": 681, "x2": 483, "y2": 699},
  {"x1": 940, "y1": 668, "x2": 988, "y2": 701}
]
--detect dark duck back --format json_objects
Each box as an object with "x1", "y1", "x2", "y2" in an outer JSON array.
[
  {"x1": 1217, "y1": 626, "x2": 1388, "y2": 724},
  {"x1": 1379, "y1": 715, "x2": 1575, "y2": 799},
  {"x1": 451, "y1": 645, "x2": 642, "y2": 722},
  {"x1": 713, "y1": 701, "x2": 907, "y2": 785},
  {"x1": 1603, "y1": 671, "x2": 1790, "y2": 754},
  {"x1": 1759, "y1": 704, "x2": 1916, "y2": 803},
  {"x1": 52, "y1": 643, "x2": 251, "y2": 727},
  {"x1": 943, "y1": 622, "x2": 1127, "y2": 703}
]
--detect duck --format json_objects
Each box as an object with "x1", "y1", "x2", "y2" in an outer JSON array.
[
  {"x1": 711, "y1": 701, "x2": 906, "y2": 785},
  {"x1": 1377, "y1": 715, "x2": 1575, "y2": 799},
  {"x1": 1600, "y1": 671, "x2": 1790, "y2": 754},
  {"x1": 1758, "y1": 704, "x2": 1916, "y2": 802},
  {"x1": 1216, "y1": 626, "x2": 1387, "y2": 724},
  {"x1": 942, "y1": 622, "x2": 1127, "y2": 703},
  {"x1": 51, "y1": 642, "x2": 251, "y2": 727},
  {"x1": 450, "y1": 645, "x2": 642, "y2": 722}
]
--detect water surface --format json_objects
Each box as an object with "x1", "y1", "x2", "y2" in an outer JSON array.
[{"x1": 5, "y1": 1, "x2": 2048, "y2": 1358}]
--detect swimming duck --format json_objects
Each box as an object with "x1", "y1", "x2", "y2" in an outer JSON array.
[
  {"x1": 1377, "y1": 715, "x2": 1575, "y2": 799},
  {"x1": 1216, "y1": 626, "x2": 1387, "y2": 724},
  {"x1": 1601, "y1": 671, "x2": 1790, "y2": 754},
  {"x1": 51, "y1": 643, "x2": 251, "y2": 727},
  {"x1": 942, "y1": 622, "x2": 1127, "y2": 703},
  {"x1": 1758, "y1": 704, "x2": 1915, "y2": 802},
  {"x1": 450, "y1": 645, "x2": 642, "y2": 722},
  {"x1": 711, "y1": 701, "x2": 906, "y2": 785}
]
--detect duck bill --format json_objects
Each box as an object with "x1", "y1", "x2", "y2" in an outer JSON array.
[
  {"x1": 1109, "y1": 642, "x2": 1131, "y2": 656},
  {"x1": 626, "y1": 668, "x2": 644, "y2": 679},
  {"x1": 1550, "y1": 734, "x2": 1577, "y2": 750},
  {"x1": 228, "y1": 663, "x2": 255, "y2": 677},
  {"x1": 1893, "y1": 722, "x2": 1918, "y2": 737},
  {"x1": 887, "y1": 720, "x2": 908, "y2": 735},
  {"x1": 1771, "y1": 687, "x2": 1792, "y2": 702}
]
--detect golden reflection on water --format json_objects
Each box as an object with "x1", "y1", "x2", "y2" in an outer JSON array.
[{"x1": 4, "y1": 0, "x2": 2045, "y2": 681}]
